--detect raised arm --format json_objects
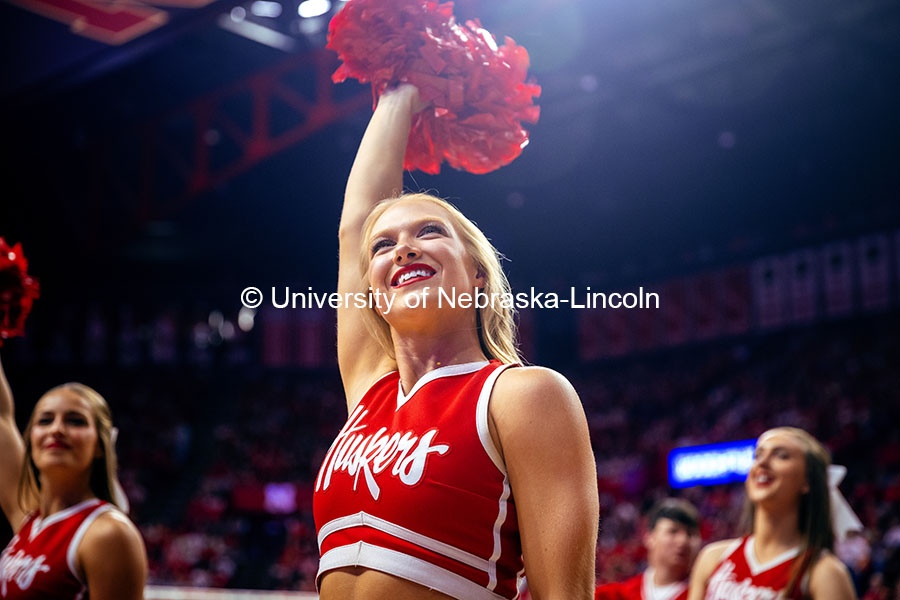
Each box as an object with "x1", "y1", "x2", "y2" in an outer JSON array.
[
  {"x1": 491, "y1": 367, "x2": 599, "y2": 600},
  {"x1": 337, "y1": 84, "x2": 424, "y2": 405},
  {"x1": 0, "y1": 353, "x2": 27, "y2": 531}
]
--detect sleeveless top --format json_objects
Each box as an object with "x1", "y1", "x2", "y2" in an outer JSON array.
[
  {"x1": 705, "y1": 536, "x2": 807, "y2": 600},
  {"x1": 314, "y1": 360, "x2": 524, "y2": 600},
  {"x1": 0, "y1": 498, "x2": 114, "y2": 599}
]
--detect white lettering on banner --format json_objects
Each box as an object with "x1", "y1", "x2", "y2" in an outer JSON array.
[
  {"x1": 315, "y1": 404, "x2": 450, "y2": 501},
  {"x1": 706, "y1": 561, "x2": 779, "y2": 600},
  {"x1": 0, "y1": 548, "x2": 51, "y2": 595}
]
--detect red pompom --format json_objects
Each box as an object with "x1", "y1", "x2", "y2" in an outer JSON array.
[
  {"x1": 0, "y1": 238, "x2": 40, "y2": 346},
  {"x1": 328, "y1": 0, "x2": 541, "y2": 174}
]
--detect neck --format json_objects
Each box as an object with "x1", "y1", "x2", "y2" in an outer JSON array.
[
  {"x1": 650, "y1": 564, "x2": 687, "y2": 587},
  {"x1": 38, "y1": 473, "x2": 95, "y2": 517},
  {"x1": 391, "y1": 322, "x2": 487, "y2": 393},
  {"x1": 753, "y1": 504, "x2": 803, "y2": 559}
]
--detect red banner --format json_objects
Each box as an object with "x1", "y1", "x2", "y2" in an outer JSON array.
[
  {"x1": 788, "y1": 249, "x2": 818, "y2": 323},
  {"x1": 752, "y1": 257, "x2": 789, "y2": 329},
  {"x1": 721, "y1": 267, "x2": 751, "y2": 336},
  {"x1": 822, "y1": 242, "x2": 854, "y2": 317},
  {"x1": 857, "y1": 234, "x2": 890, "y2": 311}
]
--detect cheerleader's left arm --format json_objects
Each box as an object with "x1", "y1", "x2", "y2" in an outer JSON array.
[
  {"x1": 79, "y1": 511, "x2": 148, "y2": 600},
  {"x1": 491, "y1": 366, "x2": 599, "y2": 600}
]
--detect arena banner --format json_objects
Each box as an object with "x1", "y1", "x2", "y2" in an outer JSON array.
[
  {"x1": 822, "y1": 241, "x2": 855, "y2": 317},
  {"x1": 659, "y1": 279, "x2": 688, "y2": 347},
  {"x1": 721, "y1": 267, "x2": 751, "y2": 336},
  {"x1": 751, "y1": 256, "x2": 789, "y2": 329},
  {"x1": 857, "y1": 234, "x2": 891, "y2": 311},
  {"x1": 688, "y1": 272, "x2": 722, "y2": 340},
  {"x1": 788, "y1": 248, "x2": 819, "y2": 324}
]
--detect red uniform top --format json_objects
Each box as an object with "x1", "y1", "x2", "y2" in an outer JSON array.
[
  {"x1": 314, "y1": 360, "x2": 524, "y2": 600},
  {"x1": 0, "y1": 498, "x2": 114, "y2": 599},
  {"x1": 595, "y1": 570, "x2": 688, "y2": 600},
  {"x1": 705, "y1": 536, "x2": 806, "y2": 600}
]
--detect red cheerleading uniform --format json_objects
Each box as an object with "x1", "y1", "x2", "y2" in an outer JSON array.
[
  {"x1": 704, "y1": 536, "x2": 806, "y2": 600},
  {"x1": 314, "y1": 360, "x2": 524, "y2": 600},
  {"x1": 595, "y1": 570, "x2": 688, "y2": 600},
  {"x1": 0, "y1": 498, "x2": 114, "y2": 599}
]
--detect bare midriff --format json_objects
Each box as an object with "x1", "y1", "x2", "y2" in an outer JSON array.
[{"x1": 319, "y1": 567, "x2": 459, "y2": 600}]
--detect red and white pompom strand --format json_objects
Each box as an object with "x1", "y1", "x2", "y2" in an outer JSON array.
[
  {"x1": 0, "y1": 237, "x2": 40, "y2": 346},
  {"x1": 327, "y1": 0, "x2": 541, "y2": 174}
]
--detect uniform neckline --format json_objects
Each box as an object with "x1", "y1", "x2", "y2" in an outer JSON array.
[
  {"x1": 745, "y1": 535, "x2": 801, "y2": 575},
  {"x1": 29, "y1": 498, "x2": 101, "y2": 541},
  {"x1": 396, "y1": 360, "x2": 490, "y2": 410}
]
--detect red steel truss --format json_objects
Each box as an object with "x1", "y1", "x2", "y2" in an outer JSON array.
[{"x1": 91, "y1": 48, "x2": 369, "y2": 234}]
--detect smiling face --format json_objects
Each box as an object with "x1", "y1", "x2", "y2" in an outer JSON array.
[
  {"x1": 365, "y1": 199, "x2": 482, "y2": 323},
  {"x1": 29, "y1": 390, "x2": 101, "y2": 477},
  {"x1": 746, "y1": 430, "x2": 810, "y2": 510}
]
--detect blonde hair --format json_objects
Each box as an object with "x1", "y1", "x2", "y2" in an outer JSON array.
[
  {"x1": 358, "y1": 193, "x2": 520, "y2": 364},
  {"x1": 18, "y1": 383, "x2": 126, "y2": 513},
  {"x1": 742, "y1": 427, "x2": 834, "y2": 594}
]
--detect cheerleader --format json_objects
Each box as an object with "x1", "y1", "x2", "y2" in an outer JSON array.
[
  {"x1": 312, "y1": 83, "x2": 599, "y2": 600},
  {"x1": 0, "y1": 354, "x2": 147, "y2": 599},
  {"x1": 688, "y1": 427, "x2": 857, "y2": 600}
]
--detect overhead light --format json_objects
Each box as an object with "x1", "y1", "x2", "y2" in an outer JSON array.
[
  {"x1": 230, "y1": 6, "x2": 246, "y2": 22},
  {"x1": 218, "y1": 13, "x2": 298, "y2": 51},
  {"x1": 298, "y1": 0, "x2": 330, "y2": 19},
  {"x1": 251, "y1": 0, "x2": 282, "y2": 17}
]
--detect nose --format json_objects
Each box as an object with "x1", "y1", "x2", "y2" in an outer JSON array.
[
  {"x1": 394, "y1": 245, "x2": 420, "y2": 265},
  {"x1": 49, "y1": 417, "x2": 65, "y2": 435}
]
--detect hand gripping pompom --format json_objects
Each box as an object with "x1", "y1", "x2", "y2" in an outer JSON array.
[
  {"x1": 327, "y1": 0, "x2": 541, "y2": 174},
  {"x1": 0, "y1": 238, "x2": 40, "y2": 346}
]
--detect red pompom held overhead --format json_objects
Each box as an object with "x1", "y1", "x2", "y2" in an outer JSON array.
[
  {"x1": 327, "y1": 0, "x2": 541, "y2": 174},
  {"x1": 0, "y1": 238, "x2": 40, "y2": 346}
]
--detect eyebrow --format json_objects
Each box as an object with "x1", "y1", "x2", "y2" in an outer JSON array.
[
  {"x1": 37, "y1": 410, "x2": 90, "y2": 418},
  {"x1": 756, "y1": 445, "x2": 795, "y2": 454},
  {"x1": 370, "y1": 218, "x2": 448, "y2": 242}
]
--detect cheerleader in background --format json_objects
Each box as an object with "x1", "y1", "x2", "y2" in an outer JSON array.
[
  {"x1": 0, "y1": 353, "x2": 147, "y2": 599},
  {"x1": 689, "y1": 427, "x2": 858, "y2": 600}
]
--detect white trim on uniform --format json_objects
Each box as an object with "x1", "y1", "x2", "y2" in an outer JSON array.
[
  {"x1": 744, "y1": 536, "x2": 800, "y2": 576},
  {"x1": 642, "y1": 568, "x2": 688, "y2": 600},
  {"x1": 719, "y1": 537, "x2": 743, "y2": 561},
  {"x1": 67, "y1": 503, "x2": 115, "y2": 583},
  {"x1": 317, "y1": 511, "x2": 492, "y2": 573},
  {"x1": 319, "y1": 541, "x2": 510, "y2": 600},
  {"x1": 487, "y1": 474, "x2": 511, "y2": 592},
  {"x1": 474, "y1": 363, "x2": 516, "y2": 592},
  {"x1": 396, "y1": 361, "x2": 490, "y2": 411},
  {"x1": 28, "y1": 498, "x2": 101, "y2": 541},
  {"x1": 475, "y1": 363, "x2": 514, "y2": 473}
]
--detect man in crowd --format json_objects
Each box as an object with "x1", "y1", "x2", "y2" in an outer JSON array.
[{"x1": 595, "y1": 498, "x2": 702, "y2": 600}]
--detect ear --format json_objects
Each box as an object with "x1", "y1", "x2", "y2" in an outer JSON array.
[{"x1": 474, "y1": 266, "x2": 486, "y2": 289}]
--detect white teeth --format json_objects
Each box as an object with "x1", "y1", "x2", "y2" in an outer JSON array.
[{"x1": 397, "y1": 269, "x2": 432, "y2": 285}]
